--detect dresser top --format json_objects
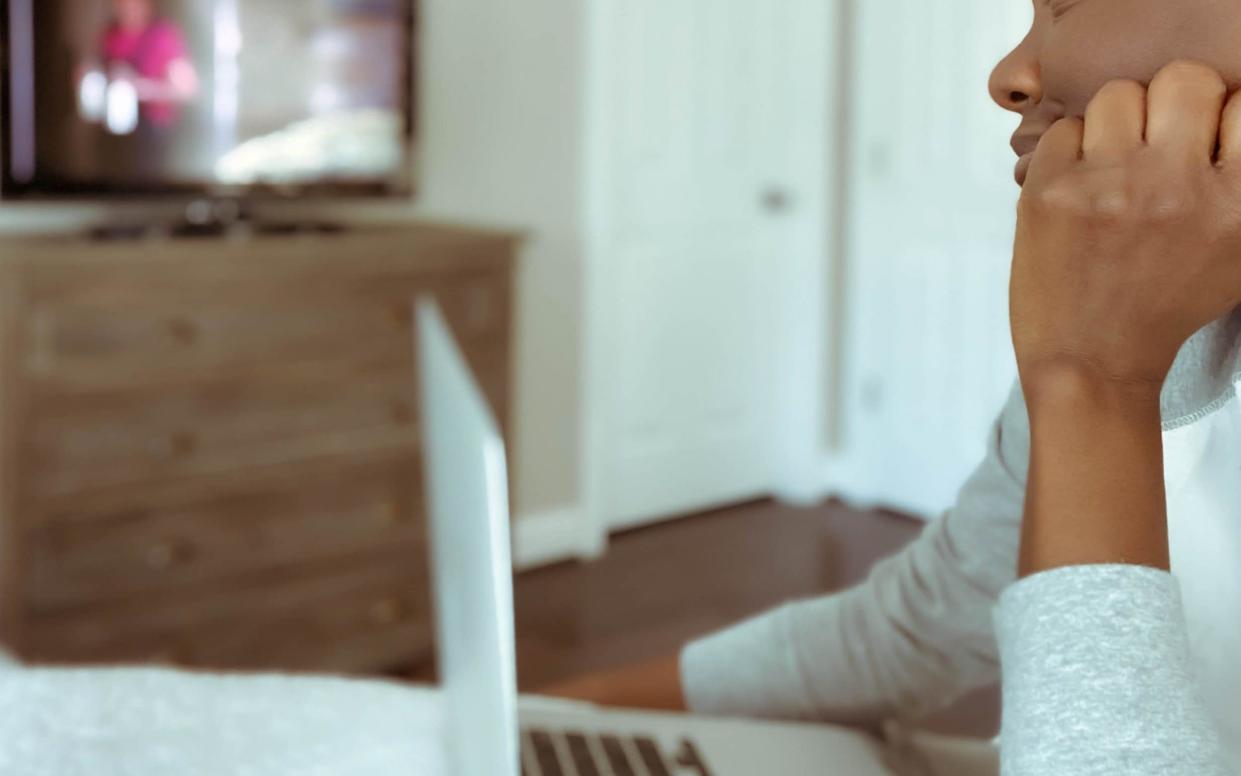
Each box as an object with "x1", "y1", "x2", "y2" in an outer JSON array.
[{"x1": 0, "y1": 221, "x2": 523, "y2": 270}]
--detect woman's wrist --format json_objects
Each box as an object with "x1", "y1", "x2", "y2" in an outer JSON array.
[
  {"x1": 1019, "y1": 362, "x2": 1169, "y2": 577},
  {"x1": 1020, "y1": 358, "x2": 1164, "y2": 420}
]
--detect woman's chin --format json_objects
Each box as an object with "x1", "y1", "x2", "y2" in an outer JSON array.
[{"x1": 1015, "y1": 154, "x2": 1033, "y2": 187}]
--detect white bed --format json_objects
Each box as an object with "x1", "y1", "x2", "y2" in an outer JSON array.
[{"x1": 0, "y1": 664, "x2": 446, "y2": 776}]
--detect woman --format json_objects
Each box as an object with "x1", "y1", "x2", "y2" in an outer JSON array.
[
  {"x1": 553, "y1": 1, "x2": 1241, "y2": 773},
  {"x1": 83, "y1": 0, "x2": 198, "y2": 179}
]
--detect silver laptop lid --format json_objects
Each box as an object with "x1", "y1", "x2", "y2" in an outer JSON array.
[{"x1": 416, "y1": 298, "x2": 519, "y2": 776}]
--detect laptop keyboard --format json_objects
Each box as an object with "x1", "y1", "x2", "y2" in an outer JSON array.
[{"x1": 522, "y1": 728, "x2": 715, "y2": 776}]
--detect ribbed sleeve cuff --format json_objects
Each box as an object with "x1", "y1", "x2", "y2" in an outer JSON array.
[{"x1": 995, "y1": 565, "x2": 1227, "y2": 776}]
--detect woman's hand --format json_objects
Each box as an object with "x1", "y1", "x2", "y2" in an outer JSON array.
[
  {"x1": 1011, "y1": 60, "x2": 1241, "y2": 398},
  {"x1": 537, "y1": 654, "x2": 687, "y2": 712},
  {"x1": 1011, "y1": 61, "x2": 1241, "y2": 577}
]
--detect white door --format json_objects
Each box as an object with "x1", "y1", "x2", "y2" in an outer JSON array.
[
  {"x1": 830, "y1": 0, "x2": 1030, "y2": 517},
  {"x1": 585, "y1": 1, "x2": 837, "y2": 530}
]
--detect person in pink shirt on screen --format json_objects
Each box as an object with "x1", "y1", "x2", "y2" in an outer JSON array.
[{"x1": 99, "y1": 0, "x2": 198, "y2": 130}]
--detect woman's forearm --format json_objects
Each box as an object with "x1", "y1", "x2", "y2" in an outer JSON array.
[{"x1": 1019, "y1": 366, "x2": 1168, "y2": 577}]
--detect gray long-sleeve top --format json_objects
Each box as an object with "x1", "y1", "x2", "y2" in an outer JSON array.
[
  {"x1": 682, "y1": 379, "x2": 1033, "y2": 726},
  {"x1": 680, "y1": 312, "x2": 1241, "y2": 769},
  {"x1": 995, "y1": 565, "x2": 1229, "y2": 775}
]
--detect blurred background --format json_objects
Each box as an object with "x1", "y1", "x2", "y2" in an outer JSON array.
[{"x1": 0, "y1": 0, "x2": 1030, "y2": 739}]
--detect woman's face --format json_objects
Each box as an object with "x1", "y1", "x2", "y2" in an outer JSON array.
[
  {"x1": 991, "y1": 0, "x2": 1241, "y2": 184},
  {"x1": 112, "y1": 0, "x2": 154, "y2": 32}
]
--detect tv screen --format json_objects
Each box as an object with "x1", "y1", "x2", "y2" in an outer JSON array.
[{"x1": 1, "y1": 0, "x2": 416, "y2": 199}]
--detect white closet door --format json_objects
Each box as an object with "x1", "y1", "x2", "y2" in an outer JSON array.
[
  {"x1": 586, "y1": 0, "x2": 836, "y2": 529},
  {"x1": 832, "y1": 0, "x2": 1032, "y2": 517}
]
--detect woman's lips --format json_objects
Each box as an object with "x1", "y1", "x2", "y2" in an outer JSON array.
[
  {"x1": 1010, "y1": 127, "x2": 1044, "y2": 186},
  {"x1": 1015, "y1": 153, "x2": 1034, "y2": 186}
]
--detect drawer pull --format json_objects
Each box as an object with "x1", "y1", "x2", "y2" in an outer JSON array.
[
  {"x1": 390, "y1": 400, "x2": 413, "y2": 426},
  {"x1": 148, "y1": 432, "x2": 198, "y2": 460},
  {"x1": 170, "y1": 432, "x2": 198, "y2": 457},
  {"x1": 380, "y1": 502, "x2": 403, "y2": 526},
  {"x1": 166, "y1": 318, "x2": 201, "y2": 346},
  {"x1": 389, "y1": 303, "x2": 412, "y2": 328},
  {"x1": 145, "y1": 539, "x2": 194, "y2": 570},
  {"x1": 367, "y1": 597, "x2": 406, "y2": 627}
]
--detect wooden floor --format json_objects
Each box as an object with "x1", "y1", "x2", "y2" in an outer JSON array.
[{"x1": 514, "y1": 499, "x2": 1000, "y2": 738}]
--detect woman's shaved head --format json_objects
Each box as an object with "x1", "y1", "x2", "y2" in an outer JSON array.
[{"x1": 111, "y1": 0, "x2": 155, "y2": 32}]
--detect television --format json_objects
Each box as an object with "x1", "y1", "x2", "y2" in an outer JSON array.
[{"x1": 0, "y1": 0, "x2": 416, "y2": 201}]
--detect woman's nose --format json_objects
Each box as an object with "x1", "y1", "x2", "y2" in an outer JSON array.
[{"x1": 989, "y1": 38, "x2": 1043, "y2": 113}]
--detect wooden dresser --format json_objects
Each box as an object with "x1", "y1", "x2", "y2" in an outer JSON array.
[{"x1": 0, "y1": 223, "x2": 517, "y2": 674}]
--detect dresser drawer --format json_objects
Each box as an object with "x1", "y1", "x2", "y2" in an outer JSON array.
[
  {"x1": 24, "y1": 270, "x2": 510, "y2": 385},
  {"x1": 27, "y1": 363, "x2": 419, "y2": 499},
  {"x1": 22, "y1": 557, "x2": 433, "y2": 673},
  {"x1": 25, "y1": 301, "x2": 411, "y2": 382},
  {"x1": 24, "y1": 462, "x2": 425, "y2": 612}
]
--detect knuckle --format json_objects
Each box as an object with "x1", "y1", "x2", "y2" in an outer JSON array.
[
  {"x1": 1023, "y1": 173, "x2": 1153, "y2": 225},
  {"x1": 1088, "y1": 186, "x2": 1132, "y2": 219},
  {"x1": 1042, "y1": 117, "x2": 1085, "y2": 149},
  {"x1": 1154, "y1": 59, "x2": 1226, "y2": 94},
  {"x1": 1051, "y1": 116, "x2": 1085, "y2": 136},
  {"x1": 1020, "y1": 160, "x2": 1206, "y2": 231},
  {"x1": 1026, "y1": 177, "x2": 1084, "y2": 217},
  {"x1": 1091, "y1": 78, "x2": 1146, "y2": 107}
]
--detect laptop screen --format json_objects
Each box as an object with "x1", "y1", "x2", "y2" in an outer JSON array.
[{"x1": 416, "y1": 298, "x2": 520, "y2": 776}]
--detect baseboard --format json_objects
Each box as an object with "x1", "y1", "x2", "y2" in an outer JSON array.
[
  {"x1": 512, "y1": 505, "x2": 606, "y2": 571},
  {"x1": 819, "y1": 453, "x2": 869, "y2": 505},
  {"x1": 819, "y1": 453, "x2": 935, "y2": 521}
]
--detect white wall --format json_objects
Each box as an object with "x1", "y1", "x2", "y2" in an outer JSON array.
[
  {"x1": 0, "y1": 0, "x2": 590, "y2": 525},
  {"x1": 413, "y1": 0, "x2": 586, "y2": 519}
]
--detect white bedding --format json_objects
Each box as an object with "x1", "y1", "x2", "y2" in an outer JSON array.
[{"x1": 0, "y1": 665, "x2": 445, "y2": 776}]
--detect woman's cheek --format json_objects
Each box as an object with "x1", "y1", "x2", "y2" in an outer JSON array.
[
  {"x1": 1039, "y1": 14, "x2": 1200, "y2": 114},
  {"x1": 1039, "y1": 47, "x2": 1104, "y2": 116}
]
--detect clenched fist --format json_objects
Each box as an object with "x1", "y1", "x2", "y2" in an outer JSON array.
[{"x1": 1011, "y1": 60, "x2": 1241, "y2": 397}]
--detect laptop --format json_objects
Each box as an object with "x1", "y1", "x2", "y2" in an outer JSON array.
[{"x1": 416, "y1": 299, "x2": 897, "y2": 776}]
